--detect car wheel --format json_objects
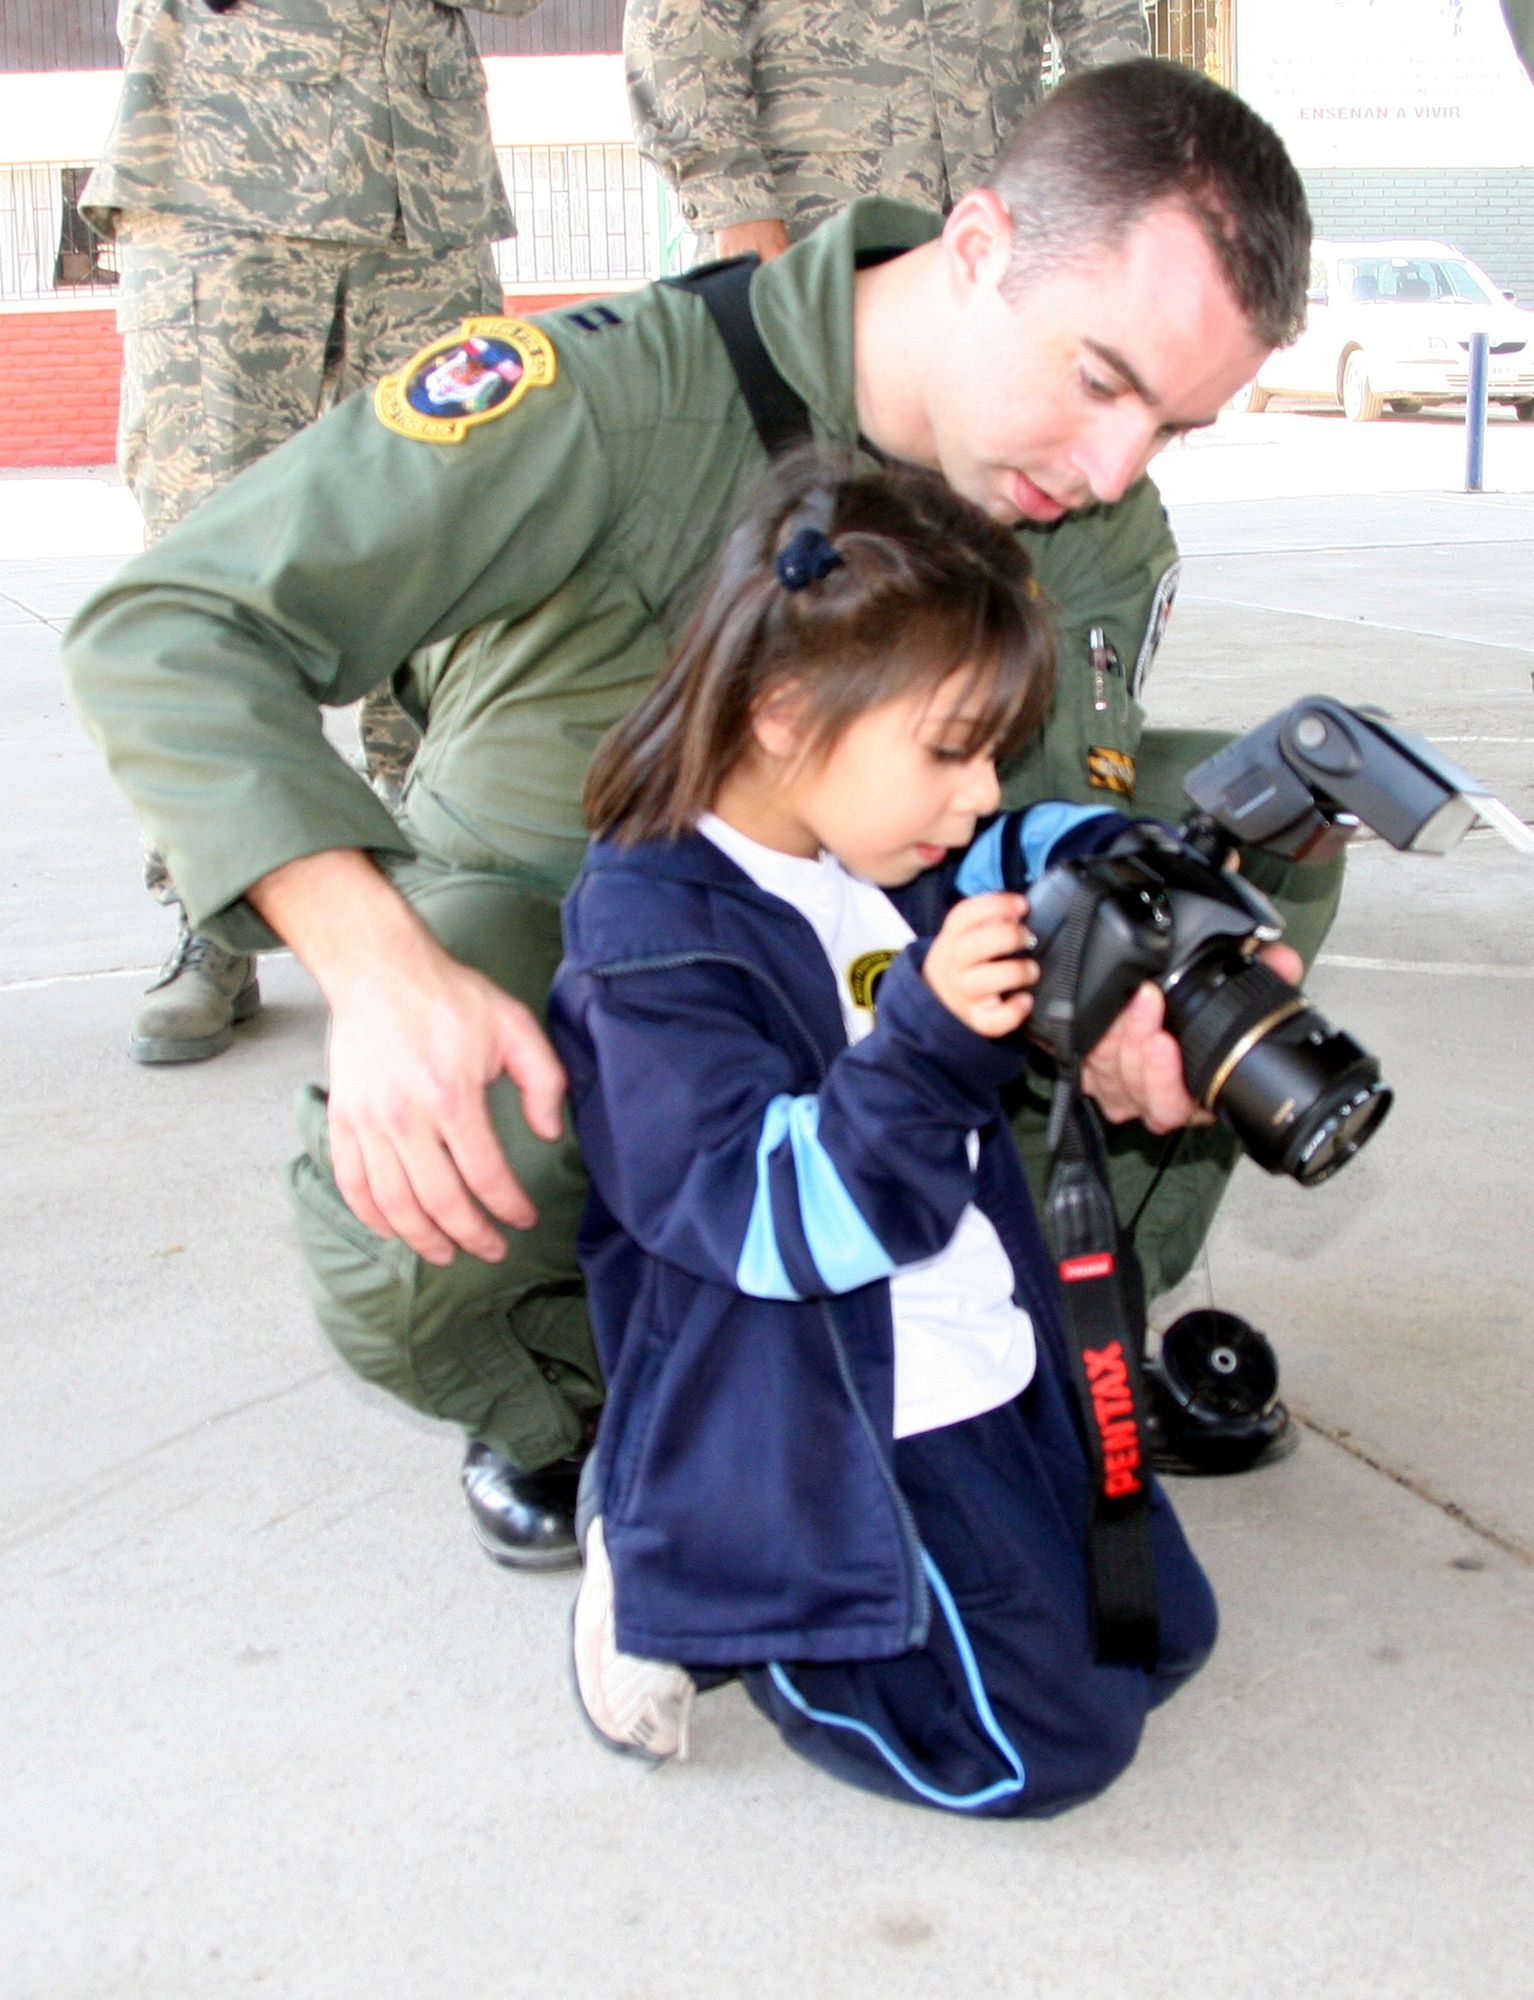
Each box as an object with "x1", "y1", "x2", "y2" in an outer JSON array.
[
  {"x1": 1230, "y1": 381, "x2": 1271, "y2": 414},
  {"x1": 1342, "y1": 350, "x2": 1385, "y2": 423},
  {"x1": 1518, "y1": 400, "x2": 1534, "y2": 423}
]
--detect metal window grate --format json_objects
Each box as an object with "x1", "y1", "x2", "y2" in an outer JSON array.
[
  {"x1": 1147, "y1": 0, "x2": 1233, "y2": 85},
  {"x1": 0, "y1": 148, "x2": 700, "y2": 305},
  {"x1": 0, "y1": 163, "x2": 119, "y2": 302},
  {"x1": 492, "y1": 144, "x2": 704, "y2": 290}
]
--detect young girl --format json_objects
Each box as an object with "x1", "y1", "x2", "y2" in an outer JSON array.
[{"x1": 547, "y1": 452, "x2": 1217, "y2": 1817}]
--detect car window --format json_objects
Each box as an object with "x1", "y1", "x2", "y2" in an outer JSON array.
[
  {"x1": 1431, "y1": 260, "x2": 1496, "y2": 303},
  {"x1": 1338, "y1": 256, "x2": 1495, "y2": 304}
]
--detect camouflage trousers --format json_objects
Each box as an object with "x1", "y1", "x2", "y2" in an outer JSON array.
[
  {"x1": 118, "y1": 213, "x2": 505, "y2": 895},
  {"x1": 115, "y1": 211, "x2": 505, "y2": 536}
]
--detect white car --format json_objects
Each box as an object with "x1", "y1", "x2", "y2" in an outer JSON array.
[{"x1": 1242, "y1": 237, "x2": 1534, "y2": 422}]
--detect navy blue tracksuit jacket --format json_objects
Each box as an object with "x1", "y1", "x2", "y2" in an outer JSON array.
[{"x1": 549, "y1": 811, "x2": 1217, "y2": 1815}]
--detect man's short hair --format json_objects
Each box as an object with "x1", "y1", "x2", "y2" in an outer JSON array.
[{"x1": 986, "y1": 60, "x2": 1310, "y2": 350}]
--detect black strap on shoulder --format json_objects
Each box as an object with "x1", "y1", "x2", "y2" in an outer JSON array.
[
  {"x1": 1041, "y1": 874, "x2": 1161, "y2": 1668},
  {"x1": 665, "y1": 255, "x2": 814, "y2": 458}
]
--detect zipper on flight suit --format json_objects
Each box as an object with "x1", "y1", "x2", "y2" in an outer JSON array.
[{"x1": 1088, "y1": 625, "x2": 1122, "y2": 715}]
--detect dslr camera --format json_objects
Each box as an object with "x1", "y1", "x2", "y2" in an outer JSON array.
[{"x1": 1024, "y1": 696, "x2": 1531, "y2": 1187}]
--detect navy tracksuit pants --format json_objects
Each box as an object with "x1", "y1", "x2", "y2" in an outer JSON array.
[{"x1": 742, "y1": 1345, "x2": 1217, "y2": 1818}]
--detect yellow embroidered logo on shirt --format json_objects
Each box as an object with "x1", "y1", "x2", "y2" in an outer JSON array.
[
  {"x1": 847, "y1": 949, "x2": 898, "y2": 1014},
  {"x1": 374, "y1": 318, "x2": 557, "y2": 443},
  {"x1": 1087, "y1": 746, "x2": 1136, "y2": 799}
]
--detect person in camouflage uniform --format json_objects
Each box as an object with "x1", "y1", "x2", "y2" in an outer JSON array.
[
  {"x1": 626, "y1": 0, "x2": 1150, "y2": 261},
  {"x1": 81, "y1": 0, "x2": 541, "y2": 1064}
]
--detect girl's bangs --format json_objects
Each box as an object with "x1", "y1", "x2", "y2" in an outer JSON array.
[{"x1": 907, "y1": 604, "x2": 1043, "y2": 761}]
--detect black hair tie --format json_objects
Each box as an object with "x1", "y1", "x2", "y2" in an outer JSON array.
[{"x1": 776, "y1": 526, "x2": 844, "y2": 591}]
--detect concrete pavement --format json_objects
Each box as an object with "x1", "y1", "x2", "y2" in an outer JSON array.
[{"x1": 2, "y1": 424, "x2": 1532, "y2": 1998}]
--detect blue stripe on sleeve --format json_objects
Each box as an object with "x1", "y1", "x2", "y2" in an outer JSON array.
[
  {"x1": 735, "y1": 1095, "x2": 801, "y2": 1299},
  {"x1": 784, "y1": 1095, "x2": 897, "y2": 1293},
  {"x1": 736, "y1": 1094, "x2": 897, "y2": 1299},
  {"x1": 1020, "y1": 802, "x2": 1117, "y2": 884},
  {"x1": 954, "y1": 817, "x2": 1008, "y2": 897}
]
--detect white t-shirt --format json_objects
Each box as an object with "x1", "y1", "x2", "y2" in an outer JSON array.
[{"x1": 698, "y1": 813, "x2": 1036, "y2": 1438}]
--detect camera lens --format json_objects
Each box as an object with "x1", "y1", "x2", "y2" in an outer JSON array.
[{"x1": 1167, "y1": 955, "x2": 1393, "y2": 1186}]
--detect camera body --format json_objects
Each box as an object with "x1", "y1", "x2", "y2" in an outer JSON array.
[
  {"x1": 1020, "y1": 695, "x2": 1525, "y2": 1186},
  {"x1": 1025, "y1": 818, "x2": 1388, "y2": 1185}
]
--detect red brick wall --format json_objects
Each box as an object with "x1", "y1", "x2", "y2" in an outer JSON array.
[
  {"x1": 0, "y1": 290, "x2": 599, "y2": 470},
  {"x1": 0, "y1": 310, "x2": 123, "y2": 468}
]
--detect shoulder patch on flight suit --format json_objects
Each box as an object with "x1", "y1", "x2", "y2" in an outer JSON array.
[
  {"x1": 1130, "y1": 559, "x2": 1180, "y2": 699},
  {"x1": 374, "y1": 318, "x2": 557, "y2": 443},
  {"x1": 1087, "y1": 747, "x2": 1136, "y2": 799}
]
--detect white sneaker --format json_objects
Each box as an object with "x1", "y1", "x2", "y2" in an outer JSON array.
[{"x1": 572, "y1": 1514, "x2": 695, "y2": 1763}]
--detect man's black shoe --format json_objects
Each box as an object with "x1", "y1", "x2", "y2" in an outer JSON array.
[{"x1": 462, "y1": 1442, "x2": 584, "y2": 1570}]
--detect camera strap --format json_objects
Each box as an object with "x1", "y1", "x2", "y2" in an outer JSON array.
[
  {"x1": 1045, "y1": 1101, "x2": 1161, "y2": 1667},
  {"x1": 1041, "y1": 882, "x2": 1161, "y2": 1667}
]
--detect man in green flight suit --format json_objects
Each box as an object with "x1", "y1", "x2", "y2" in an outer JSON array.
[{"x1": 64, "y1": 62, "x2": 1337, "y2": 1570}]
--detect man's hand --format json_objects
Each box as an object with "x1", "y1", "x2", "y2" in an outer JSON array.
[
  {"x1": 714, "y1": 218, "x2": 792, "y2": 263},
  {"x1": 1081, "y1": 943, "x2": 1305, "y2": 1132},
  {"x1": 923, "y1": 892, "x2": 1037, "y2": 1037},
  {"x1": 249, "y1": 851, "x2": 565, "y2": 1266}
]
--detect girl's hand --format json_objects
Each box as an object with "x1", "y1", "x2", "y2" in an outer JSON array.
[{"x1": 923, "y1": 892, "x2": 1037, "y2": 1039}]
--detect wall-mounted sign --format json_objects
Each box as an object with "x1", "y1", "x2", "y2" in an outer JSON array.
[{"x1": 1237, "y1": 0, "x2": 1534, "y2": 168}]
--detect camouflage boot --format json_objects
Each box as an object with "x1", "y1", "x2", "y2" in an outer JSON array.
[{"x1": 129, "y1": 922, "x2": 261, "y2": 1065}]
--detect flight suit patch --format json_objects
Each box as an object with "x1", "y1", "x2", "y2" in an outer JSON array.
[
  {"x1": 1087, "y1": 747, "x2": 1136, "y2": 798},
  {"x1": 374, "y1": 318, "x2": 556, "y2": 443}
]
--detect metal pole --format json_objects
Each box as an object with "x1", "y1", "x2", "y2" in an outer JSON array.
[{"x1": 1465, "y1": 330, "x2": 1490, "y2": 492}]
